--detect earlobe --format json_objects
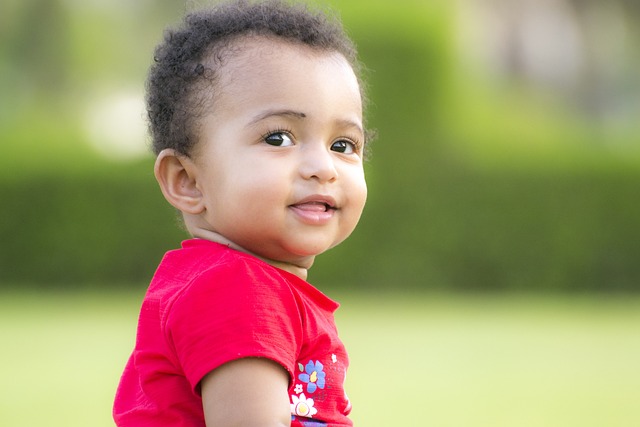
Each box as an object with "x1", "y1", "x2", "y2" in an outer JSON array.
[{"x1": 154, "y1": 149, "x2": 204, "y2": 214}]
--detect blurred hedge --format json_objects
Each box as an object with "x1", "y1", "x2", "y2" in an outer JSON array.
[
  {"x1": 313, "y1": 165, "x2": 640, "y2": 293},
  {"x1": 2, "y1": 161, "x2": 639, "y2": 292},
  {"x1": 0, "y1": 164, "x2": 186, "y2": 287}
]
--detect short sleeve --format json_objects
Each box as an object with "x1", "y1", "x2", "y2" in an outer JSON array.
[{"x1": 164, "y1": 257, "x2": 303, "y2": 391}]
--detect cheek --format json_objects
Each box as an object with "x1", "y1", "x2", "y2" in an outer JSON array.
[
  {"x1": 352, "y1": 170, "x2": 368, "y2": 202},
  {"x1": 346, "y1": 172, "x2": 368, "y2": 218},
  {"x1": 355, "y1": 184, "x2": 368, "y2": 217},
  {"x1": 225, "y1": 163, "x2": 288, "y2": 207}
]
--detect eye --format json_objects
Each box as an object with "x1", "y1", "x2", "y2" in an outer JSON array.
[
  {"x1": 330, "y1": 139, "x2": 358, "y2": 154},
  {"x1": 264, "y1": 131, "x2": 294, "y2": 147}
]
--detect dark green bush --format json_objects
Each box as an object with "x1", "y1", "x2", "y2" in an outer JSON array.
[
  {"x1": 313, "y1": 166, "x2": 640, "y2": 292},
  {"x1": 0, "y1": 163, "x2": 186, "y2": 287},
  {"x1": 2, "y1": 161, "x2": 638, "y2": 292}
]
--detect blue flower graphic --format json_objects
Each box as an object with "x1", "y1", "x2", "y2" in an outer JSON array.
[
  {"x1": 291, "y1": 415, "x2": 327, "y2": 427},
  {"x1": 298, "y1": 360, "x2": 326, "y2": 393},
  {"x1": 301, "y1": 419, "x2": 327, "y2": 427}
]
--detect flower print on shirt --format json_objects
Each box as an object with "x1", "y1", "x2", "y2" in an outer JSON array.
[
  {"x1": 298, "y1": 360, "x2": 326, "y2": 394},
  {"x1": 291, "y1": 393, "x2": 317, "y2": 418}
]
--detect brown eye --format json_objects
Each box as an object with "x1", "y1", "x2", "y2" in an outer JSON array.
[
  {"x1": 331, "y1": 140, "x2": 356, "y2": 154},
  {"x1": 264, "y1": 132, "x2": 294, "y2": 147}
]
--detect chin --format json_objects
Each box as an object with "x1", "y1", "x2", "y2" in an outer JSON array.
[
  {"x1": 291, "y1": 240, "x2": 336, "y2": 256},
  {"x1": 259, "y1": 238, "x2": 340, "y2": 265},
  {"x1": 275, "y1": 247, "x2": 324, "y2": 266}
]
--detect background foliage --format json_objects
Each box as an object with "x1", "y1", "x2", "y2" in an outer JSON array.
[{"x1": 1, "y1": 0, "x2": 639, "y2": 292}]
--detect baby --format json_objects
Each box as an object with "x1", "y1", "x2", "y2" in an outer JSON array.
[{"x1": 114, "y1": 1, "x2": 370, "y2": 426}]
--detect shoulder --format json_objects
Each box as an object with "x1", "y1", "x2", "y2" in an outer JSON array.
[
  {"x1": 185, "y1": 246, "x2": 296, "y2": 303},
  {"x1": 163, "y1": 242, "x2": 303, "y2": 325},
  {"x1": 158, "y1": 243, "x2": 306, "y2": 387},
  {"x1": 151, "y1": 239, "x2": 294, "y2": 302}
]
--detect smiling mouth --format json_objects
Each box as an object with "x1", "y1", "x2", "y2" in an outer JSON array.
[{"x1": 291, "y1": 201, "x2": 336, "y2": 212}]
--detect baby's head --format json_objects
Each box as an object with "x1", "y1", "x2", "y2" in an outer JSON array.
[
  {"x1": 147, "y1": 0, "x2": 365, "y2": 157},
  {"x1": 149, "y1": 0, "x2": 369, "y2": 272}
]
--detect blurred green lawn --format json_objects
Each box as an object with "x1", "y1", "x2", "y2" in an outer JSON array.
[{"x1": 1, "y1": 290, "x2": 639, "y2": 426}]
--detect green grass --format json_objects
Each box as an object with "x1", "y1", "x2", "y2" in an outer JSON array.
[
  {"x1": 340, "y1": 293, "x2": 640, "y2": 426},
  {"x1": 1, "y1": 290, "x2": 639, "y2": 426}
]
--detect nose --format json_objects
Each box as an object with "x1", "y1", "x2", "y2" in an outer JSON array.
[{"x1": 299, "y1": 142, "x2": 338, "y2": 183}]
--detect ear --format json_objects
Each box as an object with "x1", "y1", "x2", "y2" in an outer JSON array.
[{"x1": 154, "y1": 149, "x2": 204, "y2": 215}]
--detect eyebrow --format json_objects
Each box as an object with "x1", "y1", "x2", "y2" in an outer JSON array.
[
  {"x1": 249, "y1": 108, "x2": 364, "y2": 135},
  {"x1": 334, "y1": 118, "x2": 364, "y2": 136},
  {"x1": 249, "y1": 109, "x2": 307, "y2": 125}
]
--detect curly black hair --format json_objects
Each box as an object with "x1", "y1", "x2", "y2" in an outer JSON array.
[{"x1": 146, "y1": 0, "x2": 367, "y2": 157}]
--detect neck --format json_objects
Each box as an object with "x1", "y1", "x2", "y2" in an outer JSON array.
[
  {"x1": 190, "y1": 228, "x2": 311, "y2": 281},
  {"x1": 263, "y1": 258, "x2": 310, "y2": 281}
]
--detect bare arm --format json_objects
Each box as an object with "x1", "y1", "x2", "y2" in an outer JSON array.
[{"x1": 201, "y1": 358, "x2": 291, "y2": 427}]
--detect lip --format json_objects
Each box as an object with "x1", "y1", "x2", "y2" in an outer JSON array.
[{"x1": 289, "y1": 195, "x2": 338, "y2": 225}]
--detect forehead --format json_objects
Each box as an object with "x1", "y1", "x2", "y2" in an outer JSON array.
[{"x1": 205, "y1": 35, "x2": 361, "y2": 107}]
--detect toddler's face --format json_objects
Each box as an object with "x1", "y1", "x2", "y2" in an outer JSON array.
[{"x1": 191, "y1": 36, "x2": 367, "y2": 267}]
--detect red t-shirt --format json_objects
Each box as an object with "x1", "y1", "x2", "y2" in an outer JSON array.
[{"x1": 114, "y1": 239, "x2": 352, "y2": 426}]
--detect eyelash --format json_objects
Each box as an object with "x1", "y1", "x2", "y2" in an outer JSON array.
[
  {"x1": 340, "y1": 136, "x2": 364, "y2": 153},
  {"x1": 261, "y1": 127, "x2": 294, "y2": 141},
  {"x1": 261, "y1": 128, "x2": 363, "y2": 154}
]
